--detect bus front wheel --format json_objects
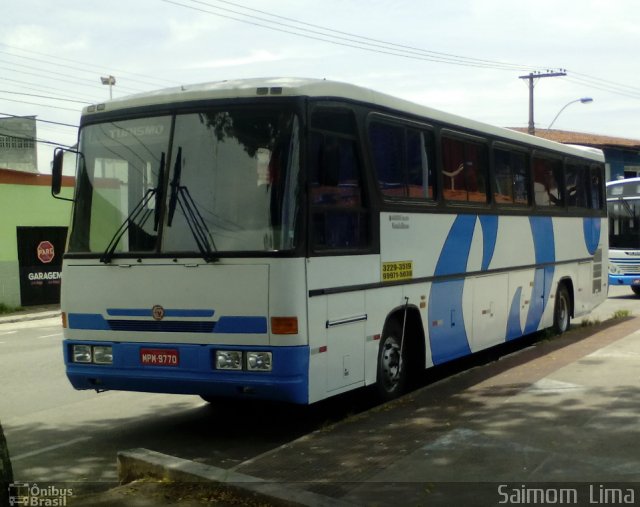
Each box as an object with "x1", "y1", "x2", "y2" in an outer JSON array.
[
  {"x1": 553, "y1": 284, "x2": 571, "y2": 334},
  {"x1": 375, "y1": 321, "x2": 408, "y2": 401},
  {"x1": 631, "y1": 286, "x2": 640, "y2": 297}
]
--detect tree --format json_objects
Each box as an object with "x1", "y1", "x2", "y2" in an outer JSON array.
[{"x1": 0, "y1": 421, "x2": 12, "y2": 507}]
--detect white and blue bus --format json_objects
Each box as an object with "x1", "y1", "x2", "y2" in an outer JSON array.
[
  {"x1": 52, "y1": 78, "x2": 607, "y2": 404},
  {"x1": 607, "y1": 177, "x2": 640, "y2": 295}
]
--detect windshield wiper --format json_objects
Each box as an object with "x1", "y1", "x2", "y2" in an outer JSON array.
[
  {"x1": 620, "y1": 198, "x2": 634, "y2": 217},
  {"x1": 154, "y1": 152, "x2": 166, "y2": 232},
  {"x1": 167, "y1": 147, "x2": 218, "y2": 262},
  {"x1": 100, "y1": 153, "x2": 165, "y2": 264}
]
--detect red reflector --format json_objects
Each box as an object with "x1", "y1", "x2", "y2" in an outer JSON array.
[{"x1": 140, "y1": 348, "x2": 179, "y2": 366}]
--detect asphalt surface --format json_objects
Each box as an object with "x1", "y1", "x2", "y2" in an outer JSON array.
[{"x1": 3, "y1": 300, "x2": 640, "y2": 506}]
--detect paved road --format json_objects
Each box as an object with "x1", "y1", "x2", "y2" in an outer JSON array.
[
  {"x1": 0, "y1": 317, "x2": 377, "y2": 492},
  {"x1": 1, "y1": 286, "x2": 638, "y2": 494},
  {"x1": 576, "y1": 284, "x2": 640, "y2": 323}
]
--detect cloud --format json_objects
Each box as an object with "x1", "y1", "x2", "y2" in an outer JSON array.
[
  {"x1": 185, "y1": 50, "x2": 284, "y2": 70},
  {"x1": 1, "y1": 24, "x2": 87, "y2": 54}
]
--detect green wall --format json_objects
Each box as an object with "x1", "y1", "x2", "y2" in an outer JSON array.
[{"x1": 0, "y1": 182, "x2": 72, "y2": 307}]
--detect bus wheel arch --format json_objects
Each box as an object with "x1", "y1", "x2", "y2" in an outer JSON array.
[
  {"x1": 375, "y1": 306, "x2": 425, "y2": 401},
  {"x1": 553, "y1": 280, "x2": 573, "y2": 334}
]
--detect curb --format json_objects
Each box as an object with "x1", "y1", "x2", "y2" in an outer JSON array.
[
  {"x1": 117, "y1": 448, "x2": 356, "y2": 507},
  {"x1": 0, "y1": 311, "x2": 60, "y2": 325}
]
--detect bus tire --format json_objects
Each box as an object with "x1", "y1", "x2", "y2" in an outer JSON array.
[
  {"x1": 553, "y1": 284, "x2": 571, "y2": 334},
  {"x1": 631, "y1": 286, "x2": 640, "y2": 297},
  {"x1": 375, "y1": 320, "x2": 408, "y2": 401}
]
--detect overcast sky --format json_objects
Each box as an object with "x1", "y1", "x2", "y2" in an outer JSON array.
[{"x1": 1, "y1": 0, "x2": 639, "y2": 172}]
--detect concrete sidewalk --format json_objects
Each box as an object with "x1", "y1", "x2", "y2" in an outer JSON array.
[
  {"x1": 107, "y1": 317, "x2": 640, "y2": 506},
  {"x1": 0, "y1": 304, "x2": 60, "y2": 325}
]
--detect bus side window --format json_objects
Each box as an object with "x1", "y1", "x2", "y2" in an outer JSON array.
[
  {"x1": 533, "y1": 156, "x2": 563, "y2": 207},
  {"x1": 565, "y1": 163, "x2": 589, "y2": 208},
  {"x1": 590, "y1": 166, "x2": 603, "y2": 210},
  {"x1": 493, "y1": 148, "x2": 529, "y2": 205},
  {"x1": 368, "y1": 120, "x2": 435, "y2": 200},
  {"x1": 441, "y1": 136, "x2": 488, "y2": 203},
  {"x1": 406, "y1": 129, "x2": 435, "y2": 199},
  {"x1": 309, "y1": 109, "x2": 369, "y2": 251}
]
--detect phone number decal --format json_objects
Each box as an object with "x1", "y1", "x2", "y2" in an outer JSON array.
[{"x1": 382, "y1": 261, "x2": 413, "y2": 282}]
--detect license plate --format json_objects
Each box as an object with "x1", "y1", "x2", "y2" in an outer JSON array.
[{"x1": 140, "y1": 348, "x2": 179, "y2": 366}]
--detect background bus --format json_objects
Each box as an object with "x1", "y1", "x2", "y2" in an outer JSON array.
[
  {"x1": 607, "y1": 177, "x2": 640, "y2": 295},
  {"x1": 52, "y1": 78, "x2": 607, "y2": 405}
]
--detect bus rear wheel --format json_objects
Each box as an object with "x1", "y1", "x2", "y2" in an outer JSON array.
[
  {"x1": 553, "y1": 284, "x2": 571, "y2": 334},
  {"x1": 375, "y1": 321, "x2": 408, "y2": 401}
]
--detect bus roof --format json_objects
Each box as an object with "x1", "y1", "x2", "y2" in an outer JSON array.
[
  {"x1": 84, "y1": 77, "x2": 604, "y2": 162},
  {"x1": 607, "y1": 177, "x2": 640, "y2": 187}
]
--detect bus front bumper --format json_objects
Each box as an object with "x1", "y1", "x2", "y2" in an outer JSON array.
[
  {"x1": 609, "y1": 274, "x2": 640, "y2": 287},
  {"x1": 63, "y1": 340, "x2": 310, "y2": 404}
]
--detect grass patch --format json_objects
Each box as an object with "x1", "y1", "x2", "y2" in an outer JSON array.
[
  {"x1": 612, "y1": 309, "x2": 631, "y2": 319},
  {"x1": 0, "y1": 303, "x2": 22, "y2": 315},
  {"x1": 580, "y1": 317, "x2": 601, "y2": 327}
]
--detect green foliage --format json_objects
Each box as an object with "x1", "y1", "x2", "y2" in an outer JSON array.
[
  {"x1": 612, "y1": 309, "x2": 631, "y2": 319},
  {"x1": 0, "y1": 304, "x2": 22, "y2": 315}
]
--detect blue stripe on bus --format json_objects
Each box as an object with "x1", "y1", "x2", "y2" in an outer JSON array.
[
  {"x1": 64, "y1": 340, "x2": 309, "y2": 404},
  {"x1": 434, "y1": 214, "x2": 476, "y2": 276},
  {"x1": 68, "y1": 313, "x2": 267, "y2": 334},
  {"x1": 429, "y1": 214, "x2": 476, "y2": 364},
  {"x1": 506, "y1": 286, "x2": 523, "y2": 341},
  {"x1": 107, "y1": 308, "x2": 215, "y2": 318},
  {"x1": 68, "y1": 313, "x2": 110, "y2": 330},
  {"x1": 214, "y1": 316, "x2": 268, "y2": 334},
  {"x1": 524, "y1": 217, "x2": 556, "y2": 334},
  {"x1": 478, "y1": 215, "x2": 498, "y2": 271},
  {"x1": 429, "y1": 278, "x2": 471, "y2": 364},
  {"x1": 583, "y1": 217, "x2": 601, "y2": 256}
]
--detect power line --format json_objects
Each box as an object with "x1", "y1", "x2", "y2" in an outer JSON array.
[
  {"x1": 163, "y1": 0, "x2": 640, "y2": 103},
  {"x1": 161, "y1": 0, "x2": 543, "y2": 71},
  {"x1": 564, "y1": 72, "x2": 640, "y2": 100},
  {"x1": 0, "y1": 89, "x2": 90, "y2": 105},
  {"x1": 0, "y1": 112, "x2": 78, "y2": 129},
  {"x1": 197, "y1": 0, "x2": 535, "y2": 71},
  {"x1": 0, "y1": 43, "x2": 179, "y2": 89},
  {"x1": 0, "y1": 96, "x2": 81, "y2": 113},
  {"x1": 0, "y1": 76, "x2": 97, "y2": 103},
  {"x1": 0, "y1": 58, "x2": 145, "y2": 94}
]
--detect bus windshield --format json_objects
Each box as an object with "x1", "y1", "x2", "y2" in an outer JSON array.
[
  {"x1": 608, "y1": 197, "x2": 640, "y2": 249},
  {"x1": 69, "y1": 107, "x2": 301, "y2": 257}
]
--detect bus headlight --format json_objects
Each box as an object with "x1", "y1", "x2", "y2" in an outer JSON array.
[
  {"x1": 246, "y1": 351, "x2": 272, "y2": 372},
  {"x1": 93, "y1": 346, "x2": 113, "y2": 365},
  {"x1": 609, "y1": 264, "x2": 622, "y2": 275},
  {"x1": 215, "y1": 350, "x2": 242, "y2": 370},
  {"x1": 72, "y1": 345, "x2": 92, "y2": 363}
]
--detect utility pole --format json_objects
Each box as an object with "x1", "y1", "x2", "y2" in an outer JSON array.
[{"x1": 519, "y1": 70, "x2": 567, "y2": 135}]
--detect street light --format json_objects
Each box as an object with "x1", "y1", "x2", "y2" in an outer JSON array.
[
  {"x1": 548, "y1": 97, "x2": 593, "y2": 129},
  {"x1": 100, "y1": 75, "x2": 116, "y2": 99}
]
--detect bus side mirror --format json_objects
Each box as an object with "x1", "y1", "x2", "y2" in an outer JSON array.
[
  {"x1": 51, "y1": 147, "x2": 76, "y2": 202},
  {"x1": 52, "y1": 148, "x2": 64, "y2": 196}
]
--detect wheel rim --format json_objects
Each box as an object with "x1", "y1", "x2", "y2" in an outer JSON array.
[
  {"x1": 380, "y1": 335, "x2": 402, "y2": 392},
  {"x1": 558, "y1": 293, "x2": 569, "y2": 331}
]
